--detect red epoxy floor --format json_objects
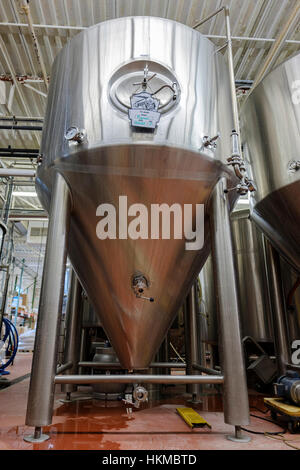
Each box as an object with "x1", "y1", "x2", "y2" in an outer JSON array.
[{"x1": 1, "y1": 352, "x2": 300, "y2": 450}]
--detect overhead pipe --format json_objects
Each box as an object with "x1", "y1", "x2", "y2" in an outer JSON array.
[
  {"x1": 0, "y1": 169, "x2": 35, "y2": 177},
  {"x1": 0, "y1": 117, "x2": 43, "y2": 123},
  {"x1": 1, "y1": 22, "x2": 300, "y2": 45},
  {"x1": 21, "y1": 1, "x2": 49, "y2": 91},
  {"x1": 0, "y1": 125, "x2": 42, "y2": 131},
  {"x1": 0, "y1": 36, "x2": 40, "y2": 146},
  {"x1": 0, "y1": 148, "x2": 39, "y2": 153},
  {"x1": 0, "y1": 148, "x2": 39, "y2": 159},
  {"x1": 249, "y1": 1, "x2": 300, "y2": 94},
  {"x1": 193, "y1": 6, "x2": 251, "y2": 181},
  {"x1": 0, "y1": 153, "x2": 38, "y2": 159},
  {"x1": 23, "y1": 82, "x2": 47, "y2": 98}
]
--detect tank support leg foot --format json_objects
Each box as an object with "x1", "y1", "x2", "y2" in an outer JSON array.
[
  {"x1": 24, "y1": 427, "x2": 50, "y2": 443},
  {"x1": 226, "y1": 426, "x2": 251, "y2": 443}
]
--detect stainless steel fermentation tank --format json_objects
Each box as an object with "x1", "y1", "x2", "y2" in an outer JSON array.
[
  {"x1": 26, "y1": 16, "x2": 250, "y2": 439},
  {"x1": 231, "y1": 210, "x2": 273, "y2": 343},
  {"x1": 36, "y1": 16, "x2": 237, "y2": 370},
  {"x1": 199, "y1": 210, "x2": 273, "y2": 350},
  {"x1": 241, "y1": 52, "x2": 300, "y2": 273}
]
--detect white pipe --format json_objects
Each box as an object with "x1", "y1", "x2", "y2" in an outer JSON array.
[
  {"x1": 23, "y1": 83, "x2": 47, "y2": 98},
  {"x1": 0, "y1": 36, "x2": 40, "y2": 146},
  {"x1": 250, "y1": 1, "x2": 300, "y2": 93},
  {"x1": 0, "y1": 22, "x2": 299, "y2": 44},
  {"x1": 21, "y1": 1, "x2": 49, "y2": 90},
  {"x1": 0, "y1": 169, "x2": 35, "y2": 177}
]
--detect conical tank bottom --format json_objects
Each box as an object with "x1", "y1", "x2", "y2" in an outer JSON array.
[{"x1": 37, "y1": 145, "x2": 237, "y2": 369}]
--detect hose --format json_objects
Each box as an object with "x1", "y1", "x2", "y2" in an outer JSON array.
[{"x1": 0, "y1": 317, "x2": 19, "y2": 373}]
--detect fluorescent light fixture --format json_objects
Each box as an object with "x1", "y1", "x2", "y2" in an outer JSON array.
[{"x1": 12, "y1": 191, "x2": 38, "y2": 197}]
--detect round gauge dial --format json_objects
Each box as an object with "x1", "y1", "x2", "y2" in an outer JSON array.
[{"x1": 65, "y1": 126, "x2": 79, "y2": 141}]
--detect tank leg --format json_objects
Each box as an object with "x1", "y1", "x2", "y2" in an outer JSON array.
[
  {"x1": 210, "y1": 177, "x2": 250, "y2": 441},
  {"x1": 24, "y1": 173, "x2": 72, "y2": 442},
  {"x1": 264, "y1": 240, "x2": 290, "y2": 375},
  {"x1": 60, "y1": 269, "x2": 83, "y2": 403}
]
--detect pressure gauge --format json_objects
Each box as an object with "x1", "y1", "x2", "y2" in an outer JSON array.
[{"x1": 64, "y1": 126, "x2": 86, "y2": 143}]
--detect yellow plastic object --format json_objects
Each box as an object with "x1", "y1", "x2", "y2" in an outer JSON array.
[
  {"x1": 176, "y1": 407, "x2": 211, "y2": 429},
  {"x1": 264, "y1": 397, "x2": 300, "y2": 417}
]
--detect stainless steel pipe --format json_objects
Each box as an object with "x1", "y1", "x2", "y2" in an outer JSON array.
[
  {"x1": 56, "y1": 362, "x2": 73, "y2": 375},
  {"x1": 25, "y1": 172, "x2": 72, "y2": 428},
  {"x1": 54, "y1": 374, "x2": 224, "y2": 385},
  {"x1": 61, "y1": 270, "x2": 83, "y2": 394},
  {"x1": 78, "y1": 362, "x2": 186, "y2": 369},
  {"x1": 187, "y1": 285, "x2": 201, "y2": 400},
  {"x1": 194, "y1": 7, "x2": 240, "y2": 138},
  {"x1": 192, "y1": 363, "x2": 222, "y2": 376},
  {"x1": 264, "y1": 240, "x2": 290, "y2": 375},
  {"x1": 210, "y1": 177, "x2": 250, "y2": 426}
]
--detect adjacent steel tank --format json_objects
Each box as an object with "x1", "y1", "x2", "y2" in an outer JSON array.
[
  {"x1": 231, "y1": 209, "x2": 273, "y2": 342},
  {"x1": 36, "y1": 17, "x2": 238, "y2": 370},
  {"x1": 241, "y1": 52, "x2": 300, "y2": 272},
  {"x1": 199, "y1": 210, "x2": 273, "y2": 346}
]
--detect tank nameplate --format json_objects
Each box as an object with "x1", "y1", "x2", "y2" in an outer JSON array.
[{"x1": 128, "y1": 92, "x2": 160, "y2": 129}]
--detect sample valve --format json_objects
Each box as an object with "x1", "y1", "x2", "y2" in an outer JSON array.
[{"x1": 132, "y1": 274, "x2": 154, "y2": 302}]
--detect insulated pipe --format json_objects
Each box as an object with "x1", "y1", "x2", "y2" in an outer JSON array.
[
  {"x1": 0, "y1": 169, "x2": 35, "y2": 177},
  {"x1": 61, "y1": 270, "x2": 83, "y2": 394},
  {"x1": 21, "y1": 1, "x2": 49, "y2": 90},
  {"x1": 210, "y1": 177, "x2": 250, "y2": 427},
  {"x1": 25, "y1": 172, "x2": 72, "y2": 430},
  {"x1": 249, "y1": 1, "x2": 300, "y2": 94},
  {"x1": 55, "y1": 374, "x2": 224, "y2": 385},
  {"x1": 264, "y1": 240, "x2": 290, "y2": 375}
]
